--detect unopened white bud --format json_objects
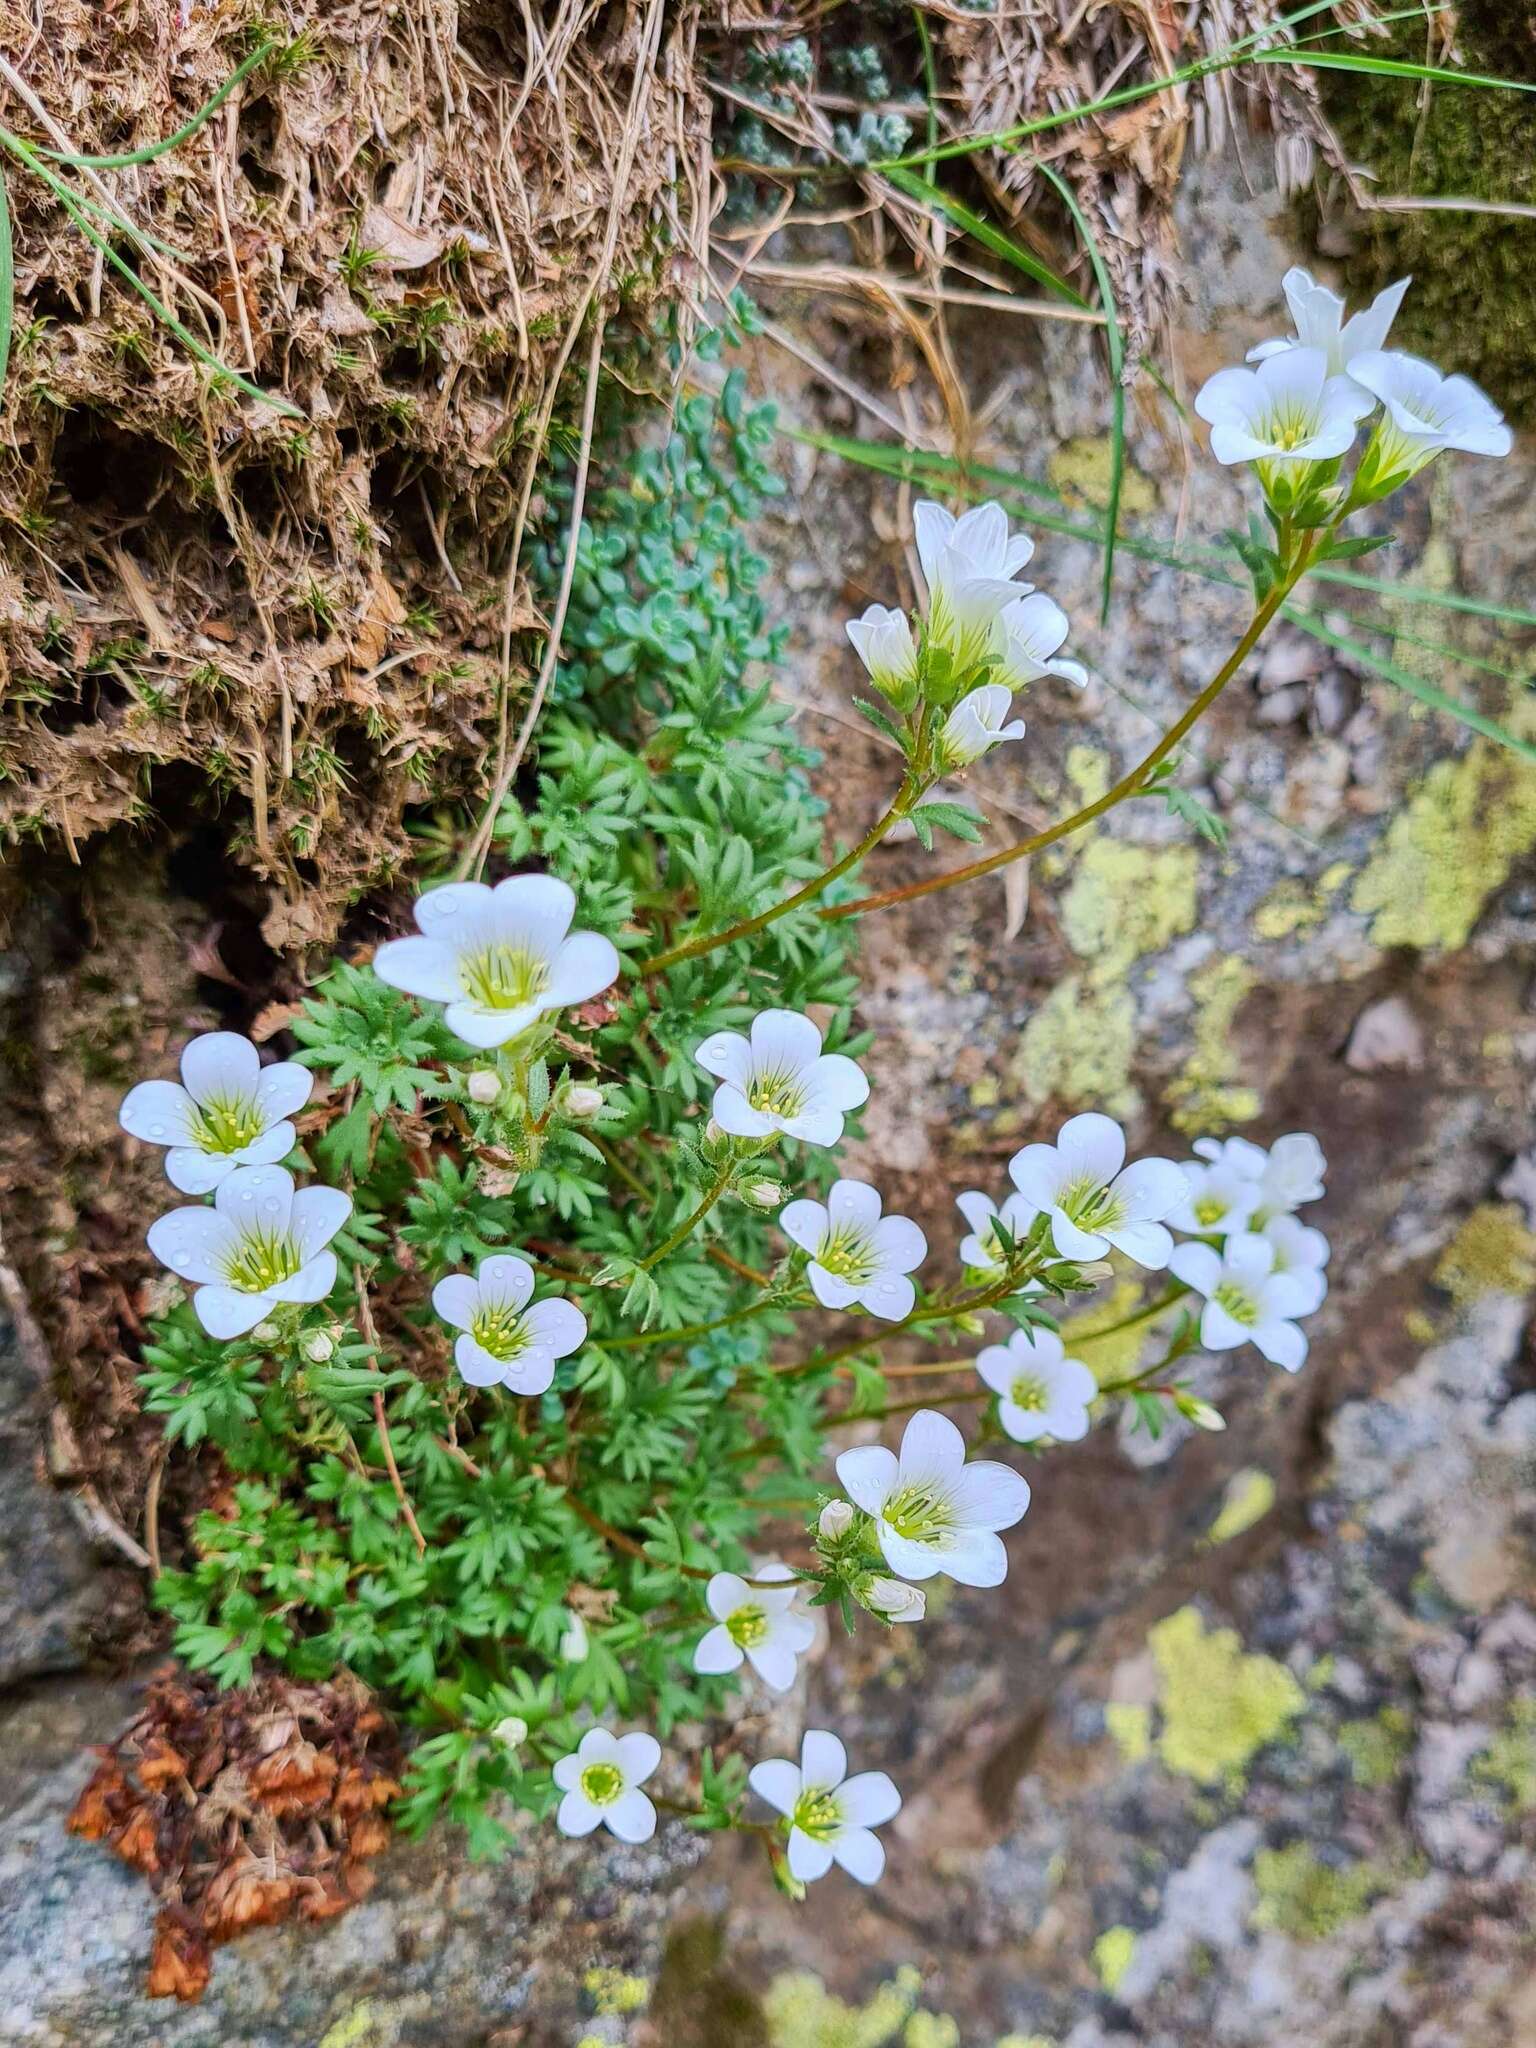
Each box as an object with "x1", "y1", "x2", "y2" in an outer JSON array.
[
  {"x1": 301, "y1": 1331, "x2": 335, "y2": 1364},
  {"x1": 491, "y1": 1715, "x2": 528, "y2": 1749},
  {"x1": 1181, "y1": 1398, "x2": 1227, "y2": 1433},
  {"x1": 564, "y1": 1084, "x2": 604, "y2": 1117},
  {"x1": 865, "y1": 1577, "x2": 926, "y2": 1624},
  {"x1": 744, "y1": 1179, "x2": 784, "y2": 1211},
  {"x1": 467, "y1": 1070, "x2": 502, "y2": 1104},
  {"x1": 818, "y1": 1500, "x2": 855, "y2": 1542},
  {"x1": 558, "y1": 1611, "x2": 589, "y2": 1663},
  {"x1": 252, "y1": 1320, "x2": 281, "y2": 1344},
  {"x1": 706, "y1": 1118, "x2": 724, "y2": 1145}
]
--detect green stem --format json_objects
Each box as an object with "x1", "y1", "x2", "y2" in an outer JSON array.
[
  {"x1": 771, "y1": 1260, "x2": 1036, "y2": 1384},
  {"x1": 817, "y1": 535, "x2": 1323, "y2": 926},
  {"x1": 1075, "y1": 1283, "x2": 1188, "y2": 1348},
  {"x1": 638, "y1": 780, "x2": 913, "y2": 977},
  {"x1": 638, "y1": 1171, "x2": 732, "y2": 1271},
  {"x1": 602, "y1": 1294, "x2": 780, "y2": 1352}
]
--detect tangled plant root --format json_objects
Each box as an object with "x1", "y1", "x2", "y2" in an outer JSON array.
[
  {"x1": 0, "y1": 0, "x2": 706, "y2": 945},
  {"x1": 68, "y1": 1665, "x2": 403, "y2": 2002}
]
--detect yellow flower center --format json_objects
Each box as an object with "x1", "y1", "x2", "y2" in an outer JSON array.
[
  {"x1": 192, "y1": 1094, "x2": 267, "y2": 1154},
  {"x1": 726, "y1": 1605, "x2": 768, "y2": 1649},
  {"x1": 460, "y1": 942, "x2": 550, "y2": 1012},
  {"x1": 580, "y1": 1762, "x2": 624, "y2": 1806},
  {"x1": 814, "y1": 1227, "x2": 876, "y2": 1285},
  {"x1": 1009, "y1": 1372, "x2": 1048, "y2": 1413},
  {"x1": 1213, "y1": 1281, "x2": 1259, "y2": 1326},
  {"x1": 471, "y1": 1302, "x2": 529, "y2": 1361},
  {"x1": 791, "y1": 1788, "x2": 843, "y2": 1840},
  {"x1": 883, "y1": 1483, "x2": 952, "y2": 1545},
  {"x1": 747, "y1": 1064, "x2": 807, "y2": 1119},
  {"x1": 224, "y1": 1230, "x2": 304, "y2": 1292}
]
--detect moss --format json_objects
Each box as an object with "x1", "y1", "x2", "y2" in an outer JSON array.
[
  {"x1": 1306, "y1": 6, "x2": 1536, "y2": 425},
  {"x1": 1048, "y1": 435, "x2": 1157, "y2": 519},
  {"x1": 1148, "y1": 1605, "x2": 1305, "y2": 1789},
  {"x1": 585, "y1": 1967, "x2": 651, "y2": 2016},
  {"x1": 1471, "y1": 1698, "x2": 1536, "y2": 1811},
  {"x1": 1250, "y1": 1844, "x2": 1393, "y2": 1940},
  {"x1": 764, "y1": 1967, "x2": 954, "y2": 2048},
  {"x1": 1433, "y1": 1203, "x2": 1536, "y2": 1306},
  {"x1": 1017, "y1": 839, "x2": 1199, "y2": 1113},
  {"x1": 1105, "y1": 1701, "x2": 1153, "y2": 1764},
  {"x1": 1093, "y1": 1925, "x2": 1137, "y2": 1993},
  {"x1": 1339, "y1": 1706, "x2": 1413, "y2": 1789},
  {"x1": 1350, "y1": 731, "x2": 1536, "y2": 953},
  {"x1": 1205, "y1": 1467, "x2": 1276, "y2": 1547},
  {"x1": 1166, "y1": 955, "x2": 1262, "y2": 1135},
  {"x1": 1065, "y1": 744, "x2": 1111, "y2": 809}
]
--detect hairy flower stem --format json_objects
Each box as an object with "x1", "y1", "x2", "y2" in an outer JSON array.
[
  {"x1": 638, "y1": 1170, "x2": 732, "y2": 1270},
  {"x1": 636, "y1": 779, "x2": 915, "y2": 977},
  {"x1": 593, "y1": 1134, "x2": 773, "y2": 1289},
  {"x1": 818, "y1": 533, "x2": 1326, "y2": 926}
]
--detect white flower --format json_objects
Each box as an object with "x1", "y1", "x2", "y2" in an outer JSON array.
[
  {"x1": 1347, "y1": 349, "x2": 1513, "y2": 481},
  {"x1": 693, "y1": 1564, "x2": 815, "y2": 1692},
  {"x1": 552, "y1": 1728, "x2": 660, "y2": 1843},
  {"x1": 1168, "y1": 1154, "x2": 1262, "y2": 1238},
  {"x1": 749, "y1": 1728, "x2": 901, "y2": 1885},
  {"x1": 1247, "y1": 267, "x2": 1411, "y2": 377},
  {"x1": 432, "y1": 1253, "x2": 586, "y2": 1394},
  {"x1": 146, "y1": 1164, "x2": 351, "y2": 1339},
  {"x1": 936, "y1": 684, "x2": 1026, "y2": 770},
  {"x1": 120, "y1": 1032, "x2": 311, "y2": 1195},
  {"x1": 994, "y1": 590, "x2": 1087, "y2": 692},
  {"x1": 1195, "y1": 347, "x2": 1374, "y2": 469},
  {"x1": 818, "y1": 1500, "x2": 855, "y2": 1542},
  {"x1": 846, "y1": 604, "x2": 920, "y2": 702},
  {"x1": 914, "y1": 499, "x2": 1036, "y2": 673},
  {"x1": 779, "y1": 1179, "x2": 926, "y2": 1321},
  {"x1": 1194, "y1": 1131, "x2": 1327, "y2": 1224},
  {"x1": 864, "y1": 1577, "x2": 926, "y2": 1624},
  {"x1": 1168, "y1": 1231, "x2": 1316, "y2": 1372},
  {"x1": 1008, "y1": 1113, "x2": 1187, "y2": 1270},
  {"x1": 1260, "y1": 1213, "x2": 1330, "y2": 1314},
  {"x1": 695, "y1": 1009, "x2": 869, "y2": 1149},
  {"x1": 835, "y1": 1408, "x2": 1030, "y2": 1586},
  {"x1": 372, "y1": 874, "x2": 619, "y2": 1051},
  {"x1": 975, "y1": 1326, "x2": 1097, "y2": 1444},
  {"x1": 954, "y1": 1188, "x2": 1038, "y2": 1274}
]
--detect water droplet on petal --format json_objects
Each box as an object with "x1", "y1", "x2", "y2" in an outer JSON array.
[
  {"x1": 263, "y1": 1196, "x2": 281, "y2": 1212},
  {"x1": 148, "y1": 1123, "x2": 165, "y2": 1137}
]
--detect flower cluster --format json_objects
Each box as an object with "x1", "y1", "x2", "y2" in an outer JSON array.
[
  {"x1": 1196, "y1": 268, "x2": 1510, "y2": 515},
  {"x1": 845, "y1": 499, "x2": 1085, "y2": 797}
]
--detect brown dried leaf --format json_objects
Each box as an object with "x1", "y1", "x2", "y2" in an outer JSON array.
[{"x1": 147, "y1": 1920, "x2": 212, "y2": 2004}]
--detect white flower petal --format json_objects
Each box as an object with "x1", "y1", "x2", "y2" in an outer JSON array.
[
  {"x1": 779, "y1": 1199, "x2": 830, "y2": 1258},
  {"x1": 253, "y1": 1062, "x2": 313, "y2": 1122},
  {"x1": 799, "y1": 1728, "x2": 847, "y2": 1791},
  {"x1": 826, "y1": 1179, "x2": 883, "y2": 1233},
  {"x1": 745, "y1": 1639, "x2": 800, "y2": 1692},
  {"x1": 835, "y1": 1444, "x2": 899, "y2": 1515},
  {"x1": 805, "y1": 1052, "x2": 869, "y2": 1113},
  {"x1": 488, "y1": 873, "x2": 577, "y2": 954},
  {"x1": 750, "y1": 1008, "x2": 823, "y2": 1073},
  {"x1": 930, "y1": 1526, "x2": 1009, "y2": 1587},
  {"x1": 694, "y1": 1030, "x2": 752, "y2": 1088},
  {"x1": 193, "y1": 1284, "x2": 273, "y2": 1339},
  {"x1": 1254, "y1": 1318, "x2": 1308, "y2": 1372},
  {"x1": 119, "y1": 1079, "x2": 199, "y2": 1148},
  {"x1": 432, "y1": 1274, "x2": 480, "y2": 1331},
  {"x1": 896, "y1": 1407, "x2": 967, "y2": 1486},
  {"x1": 455, "y1": 1334, "x2": 508, "y2": 1386},
  {"x1": 521, "y1": 1298, "x2": 587, "y2": 1359},
  {"x1": 808, "y1": 1265, "x2": 862, "y2": 1311},
  {"x1": 614, "y1": 1732, "x2": 661, "y2": 1783},
  {"x1": 787, "y1": 1827, "x2": 835, "y2": 1883},
  {"x1": 412, "y1": 881, "x2": 494, "y2": 940},
  {"x1": 443, "y1": 998, "x2": 541, "y2": 1048},
  {"x1": 556, "y1": 1789, "x2": 603, "y2": 1837},
  {"x1": 1058, "y1": 1112, "x2": 1126, "y2": 1183},
  {"x1": 748, "y1": 1758, "x2": 802, "y2": 1818},
  {"x1": 859, "y1": 1272, "x2": 915, "y2": 1322},
  {"x1": 290, "y1": 1185, "x2": 352, "y2": 1260},
  {"x1": 604, "y1": 1789, "x2": 657, "y2": 1843},
  {"x1": 214, "y1": 1163, "x2": 296, "y2": 1237},
  {"x1": 502, "y1": 1349, "x2": 557, "y2": 1396},
  {"x1": 949, "y1": 1458, "x2": 1031, "y2": 1531},
  {"x1": 264, "y1": 1250, "x2": 337, "y2": 1306},
  {"x1": 471, "y1": 1253, "x2": 535, "y2": 1314},
  {"x1": 1169, "y1": 1241, "x2": 1222, "y2": 1295},
  {"x1": 147, "y1": 1205, "x2": 240, "y2": 1285},
  {"x1": 546, "y1": 930, "x2": 619, "y2": 1009},
  {"x1": 829, "y1": 1825, "x2": 886, "y2": 1884},
  {"x1": 164, "y1": 1148, "x2": 237, "y2": 1195},
  {"x1": 1104, "y1": 1219, "x2": 1173, "y2": 1270},
  {"x1": 711, "y1": 1084, "x2": 777, "y2": 1139},
  {"x1": 180, "y1": 1031, "x2": 261, "y2": 1106},
  {"x1": 876, "y1": 1528, "x2": 944, "y2": 1581},
  {"x1": 371, "y1": 935, "x2": 465, "y2": 1002},
  {"x1": 871, "y1": 1214, "x2": 927, "y2": 1273},
  {"x1": 838, "y1": 1771, "x2": 901, "y2": 1828},
  {"x1": 1006, "y1": 1143, "x2": 1063, "y2": 1210},
  {"x1": 694, "y1": 1623, "x2": 744, "y2": 1675}
]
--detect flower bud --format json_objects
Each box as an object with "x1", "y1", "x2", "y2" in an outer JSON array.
[
  {"x1": 953, "y1": 1312, "x2": 986, "y2": 1337},
  {"x1": 705, "y1": 1119, "x2": 724, "y2": 1146},
  {"x1": 467, "y1": 1070, "x2": 501, "y2": 1105},
  {"x1": 865, "y1": 1577, "x2": 926, "y2": 1625},
  {"x1": 743, "y1": 1179, "x2": 785, "y2": 1211},
  {"x1": 558, "y1": 1611, "x2": 589, "y2": 1663},
  {"x1": 818, "y1": 1500, "x2": 855, "y2": 1542},
  {"x1": 1179, "y1": 1397, "x2": 1227, "y2": 1433},
  {"x1": 301, "y1": 1331, "x2": 335, "y2": 1364},
  {"x1": 491, "y1": 1715, "x2": 528, "y2": 1749},
  {"x1": 564, "y1": 1083, "x2": 605, "y2": 1118},
  {"x1": 252, "y1": 1320, "x2": 281, "y2": 1344}
]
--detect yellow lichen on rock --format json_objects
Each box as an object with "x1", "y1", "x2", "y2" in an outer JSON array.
[
  {"x1": 1148, "y1": 1606, "x2": 1305, "y2": 1788},
  {"x1": 1433, "y1": 1203, "x2": 1536, "y2": 1307},
  {"x1": 1166, "y1": 955, "x2": 1262, "y2": 1135}
]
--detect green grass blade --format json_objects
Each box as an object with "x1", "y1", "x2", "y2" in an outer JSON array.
[
  {"x1": 39, "y1": 39, "x2": 280, "y2": 168},
  {"x1": 882, "y1": 163, "x2": 1089, "y2": 308},
  {"x1": 1254, "y1": 48, "x2": 1536, "y2": 92},
  {"x1": 1309, "y1": 566, "x2": 1536, "y2": 630},
  {"x1": 911, "y1": 6, "x2": 939, "y2": 186},
  {"x1": 11, "y1": 138, "x2": 302, "y2": 419},
  {"x1": 1283, "y1": 606, "x2": 1536, "y2": 758},
  {"x1": 1038, "y1": 163, "x2": 1125, "y2": 623},
  {"x1": 0, "y1": 166, "x2": 12, "y2": 400}
]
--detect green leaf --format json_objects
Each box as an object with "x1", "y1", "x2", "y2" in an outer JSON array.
[
  {"x1": 882, "y1": 163, "x2": 1089, "y2": 308},
  {"x1": 908, "y1": 800, "x2": 985, "y2": 847}
]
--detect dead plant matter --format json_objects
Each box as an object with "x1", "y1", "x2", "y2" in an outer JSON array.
[
  {"x1": 0, "y1": 1, "x2": 706, "y2": 945},
  {"x1": 68, "y1": 1664, "x2": 403, "y2": 2003}
]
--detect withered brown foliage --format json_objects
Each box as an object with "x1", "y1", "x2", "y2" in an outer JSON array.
[
  {"x1": 0, "y1": 0, "x2": 707, "y2": 945},
  {"x1": 68, "y1": 1665, "x2": 403, "y2": 2002}
]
